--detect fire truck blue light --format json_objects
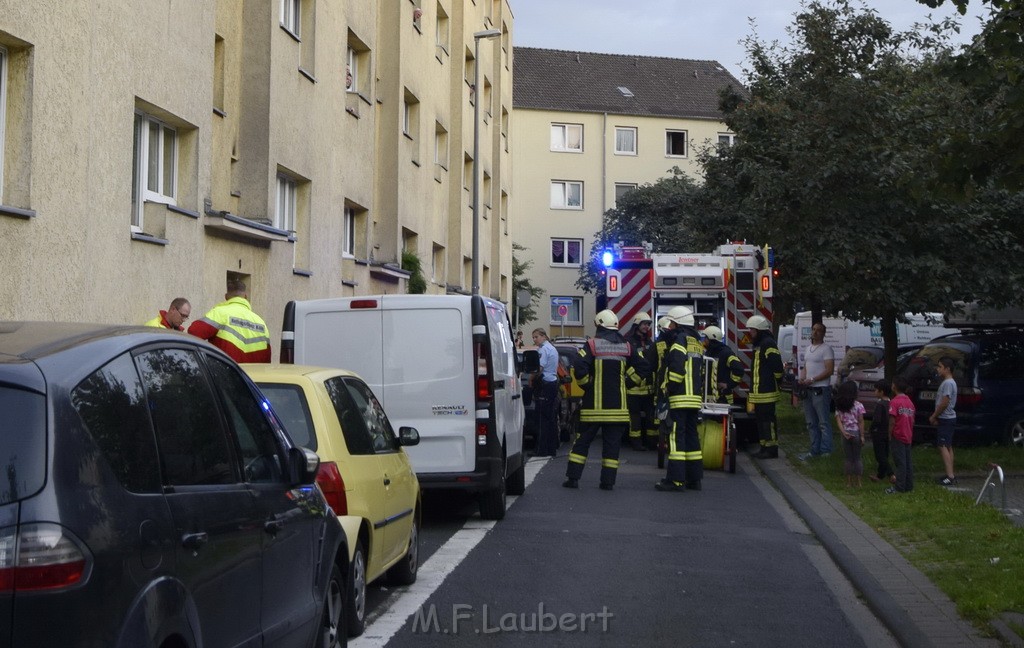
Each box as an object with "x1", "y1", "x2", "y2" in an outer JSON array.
[{"x1": 602, "y1": 250, "x2": 614, "y2": 267}]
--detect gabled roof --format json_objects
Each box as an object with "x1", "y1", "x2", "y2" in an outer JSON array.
[{"x1": 513, "y1": 47, "x2": 747, "y2": 120}]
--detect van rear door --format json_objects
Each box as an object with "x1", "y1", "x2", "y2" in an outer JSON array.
[{"x1": 481, "y1": 299, "x2": 523, "y2": 464}]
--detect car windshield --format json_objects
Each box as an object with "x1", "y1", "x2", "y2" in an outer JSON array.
[
  {"x1": 0, "y1": 386, "x2": 47, "y2": 505},
  {"x1": 256, "y1": 383, "x2": 318, "y2": 450},
  {"x1": 841, "y1": 347, "x2": 883, "y2": 371}
]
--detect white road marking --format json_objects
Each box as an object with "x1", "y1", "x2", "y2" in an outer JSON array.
[{"x1": 351, "y1": 457, "x2": 549, "y2": 647}]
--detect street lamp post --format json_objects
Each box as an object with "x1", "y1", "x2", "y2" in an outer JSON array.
[{"x1": 471, "y1": 28, "x2": 501, "y2": 296}]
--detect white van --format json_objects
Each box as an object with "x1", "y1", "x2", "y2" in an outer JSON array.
[{"x1": 280, "y1": 294, "x2": 525, "y2": 520}]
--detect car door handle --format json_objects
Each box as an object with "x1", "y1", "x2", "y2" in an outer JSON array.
[
  {"x1": 181, "y1": 532, "x2": 209, "y2": 552},
  {"x1": 511, "y1": 393, "x2": 522, "y2": 400},
  {"x1": 383, "y1": 476, "x2": 391, "y2": 486},
  {"x1": 493, "y1": 379, "x2": 505, "y2": 389},
  {"x1": 264, "y1": 519, "x2": 284, "y2": 536}
]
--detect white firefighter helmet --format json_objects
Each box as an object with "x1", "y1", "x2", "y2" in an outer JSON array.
[
  {"x1": 665, "y1": 305, "x2": 695, "y2": 327},
  {"x1": 657, "y1": 316, "x2": 671, "y2": 332},
  {"x1": 632, "y1": 312, "x2": 653, "y2": 326},
  {"x1": 594, "y1": 309, "x2": 619, "y2": 330},
  {"x1": 703, "y1": 325, "x2": 724, "y2": 341},
  {"x1": 746, "y1": 314, "x2": 771, "y2": 331}
]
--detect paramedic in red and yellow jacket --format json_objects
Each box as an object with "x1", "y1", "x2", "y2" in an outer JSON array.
[{"x1": 188, "y1": 280, "x2": 272, "y2": 363}]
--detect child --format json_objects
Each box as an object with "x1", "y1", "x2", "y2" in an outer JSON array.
[
  {"x1": 833, "y1": 380, "x2": 865, "y2": 487},
  {"x1": 869, "y1": 379, "x2": 893, "y2": 483},
  {"x1": 887, "y1": 376, "x2": 916, "y2": 494},
  {"x1": 930, "y1": 357, "x2": 958, "y2": 486}
]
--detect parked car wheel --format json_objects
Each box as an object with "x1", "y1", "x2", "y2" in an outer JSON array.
[
  {"x1": 319, "y1": 563, "x2": 347, "y2": 648},
  {"x1": 346, "y1": 541, "x2": 367, "y2": 637},
  {"x1": 1006, "y1": 416, "x2": 1024, "y2": 449},
  {"x1": 479, "y1": 460, "x2": 508, "y2": 520},
  {"x1": 387, "y1": 515, "x2": 420, "y2": 585}
]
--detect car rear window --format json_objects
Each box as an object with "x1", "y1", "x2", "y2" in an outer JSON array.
[
  {"x1": 840, "y1": 347, "x2": 883, "y2": 371},
  {"x1": 979, "y1": 337, "x2": 1024, "y2": 381},
  {"x1": 906, "y1": 342, "x2": 973, "y2": 383},
  {"x1": 255, "y1": 383, "x2": 318, "y2": 451},
  {"x1": 0, "y1": 386, "x2": 46, "y2": 505}
]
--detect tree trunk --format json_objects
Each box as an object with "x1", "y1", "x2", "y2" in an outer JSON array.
[{"x1": 880, "y1": 310, "x2": 899, "y2": 381}]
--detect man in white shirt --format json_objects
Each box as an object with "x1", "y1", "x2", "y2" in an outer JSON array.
[
  {"x1": 531, "y1": 328, "x2": 561, "y2": 457},
  {"x1": 798, "y1": 322, "x2": 835, "y2": 458}
]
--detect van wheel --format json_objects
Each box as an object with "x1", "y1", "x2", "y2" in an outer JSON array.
[
  {"x1": 346, "y1": 541, "x2": 367, "y2": 637},
  {"x1": 1006, "y1": 417, "x2": 1024, "y2": 448},
  {"x1": 479, "y1": 466, "x2": 507, "y2": 520},
  {"x1": 507, "y1": 459, "x2": 526, "y2": 496}
]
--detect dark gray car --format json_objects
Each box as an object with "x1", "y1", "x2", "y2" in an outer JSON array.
[{"x1": 0, "y1": 322, "x2": 348, "y2": 647}]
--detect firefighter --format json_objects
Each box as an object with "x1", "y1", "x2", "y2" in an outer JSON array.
[
  {"x1": 656, "y1": 305, "x2": 705, "y2": 492},
  {"x1": 188, "y1": 279, "x2": 272, "y2": 363},
  {"x1": 746, "y1": 314, "x2": 784, "y2": 458},
  {"x1": 702, "y1": 325, "x2": 744, "y2": 404},
  {"x1": 563, "y1": 309, "x2": 649, "y2": 491},
  {"x1": 625, "y1": 312, "x2": 657, "y2": 450}
]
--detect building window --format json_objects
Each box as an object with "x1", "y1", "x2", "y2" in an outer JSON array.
[
  {"x1": 434, "y1": 121, "x2": 448, "y2": 169},
  {"x1": 403, "y1": 89, "x2": 419, "y2": 139},
  {"x1": 280, "y1": 0, "x2": 300, "y2": 37},
  {"x1": 435, "y1": 3, "x2": 449, "y2": 58},
  {"x1": 550, "y1": 181, "x2": 582, "y2": 210},
  {"x1": 549, "y1": 297, "x2": 583, "y2": 325},
  {"x1": 614, "y1": 183, "x2": 638, "y2": 206},
  {"x1": 0, "y1": 45, "x2": 7, "y2": 205},
  {"x1": 666, "y1": 130, "x2": 688, "y2": 157},
  {"x1": 431, "y1": 244, "x2": 444, "y2": 283},
  {"x1": 550, "y1": 123, "x2": 582, "y2": 153},
  {"x1": 131, "y1": 111, "x2": 177, "y2": 230},
  {"x1": 343, "y1": 206, "x2": 355, "y2": 257},
  {"x1": 550, "y1": 239, "x2": 583, "y2": 267},
  {"x1": 614, "y1": 127, "x2": 637, "y2": 155},
  {"x1": 718, "y1": 132, "x2": 736, "y2": 147},
  {"x1": 346, "y1": 32, "x2": 370, "y2": 97},
  {"x1": 276, "y1": 174, "x2": 297, "y2": 232}
]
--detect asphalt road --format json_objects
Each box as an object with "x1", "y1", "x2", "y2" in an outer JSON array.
[{"x1": 355, "y1": 446, "x2": 898, "y2": 647}]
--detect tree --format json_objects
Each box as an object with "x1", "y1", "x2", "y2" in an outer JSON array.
[
  {"x1": 706, "y1": 0, "x2": 1023, "y2": 375},
  {"x1": 511, "y1": 242, "x2": 545, "y2": 329}
]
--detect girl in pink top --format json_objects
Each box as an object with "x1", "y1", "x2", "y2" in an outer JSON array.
[{"x1": 833, "y1": 381, "x2": 866, "y2": 487}]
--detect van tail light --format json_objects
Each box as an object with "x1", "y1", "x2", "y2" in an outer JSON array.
[
  {"x1": 474, "y1": 340, "x2": 493, "y2": 403},
  {"x1": 957, "y1": 387, "x2": 983, "y2": 409},
  {"x1": 0, "y1": 523, "x2": 89, "y2": 592},
  {"x1": 315, "y1": 462, "x2": 349, "y2": 516}
]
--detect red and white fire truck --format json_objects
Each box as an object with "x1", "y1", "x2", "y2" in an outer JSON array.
[{"x1": 604, "y1": 242, "x2": 775, "y2": 371}]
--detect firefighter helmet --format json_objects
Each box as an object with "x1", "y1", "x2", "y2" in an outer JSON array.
[
  {"x1": 665, "y1": 305, "x2": 694, "y2": 326},
  {"x1": 632, "y1": 312, "x2": 652, "y2": 326},
  {"x1": 703, "y1": 325, "x2": 724, "y2": 341},
  {"x1": 746, "y1": 314, "x2": 771, "y2": 331},
  {"x1": 594, "y1": 309, "x2": 619, "y2": 330},
  {"x1": 657, "y1": 316, "x2": 671, "y2": 332}
]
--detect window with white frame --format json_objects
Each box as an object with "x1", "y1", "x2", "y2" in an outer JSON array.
[
  {"x1": 550, "y1": 238, "x2": 583, "y2": 267},
  {"x1": 435, "y1": 3, "x2": 449, "y2": 55},
  {"x1": 718, "y1": 132, "x2": 736, "y2": 147},
  {"x1": 434, "y1": 122, "x2": 448, "y2": 168},
  {"x1": 666, "y1": 129, "x2": 688, "y2": 157},
  {"x1": 276, "y1": 174, "x2": 297, "y2": 232},
  {"x1": 614, "y1": 127, "x2": 637, "y2": 155},
  {"x1": 131, "y1": 111, "x2": 178, "y2": 230},
  {"x1": 280, "y1": 0, "x2": 300, "y2": 37},
  {"x1": 549, "y1": 297, "x2": 583, "y2": 325},
  {"x1": 343, "y1": 205, "x2": 355, "y2": 257},
  {"x1": 550, "y1": 123, "x2": 582, "y2": 152},
  {"x1": 550, "y1": 181, "x2": 582, "y2": 210},
  {"x1": 614, "y1": 183, "x2": 638, "y2": 206}
]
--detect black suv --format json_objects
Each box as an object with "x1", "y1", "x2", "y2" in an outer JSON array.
[
  {"x1": 0, "y1": 323, "x2": 348, "y2": 647},
  {"x1": 902, "y1": 328, "x2": 1024, "y2": 446}
]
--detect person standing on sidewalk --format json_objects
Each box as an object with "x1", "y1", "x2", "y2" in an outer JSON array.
[
  {"x1": 656, "y1": 306, "x2": 705, "y2": 491},
  {"x1": 798, "y1": 322, "x2": 835, "y2": 459},
  {"x1": 930, "y1": 357, "x2": 958, "y2": 486},
  {"x1": 625, "y1": 313, "x2": 656, "y2": 451},
  {"x1": 833, "y1": 380, "x2": 866, "y2": 488},
  {"x1": 530, "y1": 328, "x2": 560, "y2": 457},
  {"x1": 702, "y1": 325, "x2": 744, "y2": 405},
  {"x1": 747, "y1": 315, "x2": 784, "y2": 459},
  {"x1": 869, "y1": 379, "x2": 894, "y2": 483},
  {"x1": 887, "y1": 376, "x2": 916, "y2": 494},
  {"x1": 188, "y1": 279, "x2": 272, "y2": 363},
  {"x1": 563, "y1": 310, "x2": 648, "y2": 491}
]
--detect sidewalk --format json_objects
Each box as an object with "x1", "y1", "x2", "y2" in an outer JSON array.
[{"x1": 750, "y1": 450, "x2": 1012, "y2": 648}]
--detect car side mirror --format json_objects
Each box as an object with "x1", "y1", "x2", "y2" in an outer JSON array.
[
  {"x1": 398, "y1": 427, "x2": 420, "y2": 447},
  {"x1": 288, "y1": 446, "x2": 320, "y2": 486}
]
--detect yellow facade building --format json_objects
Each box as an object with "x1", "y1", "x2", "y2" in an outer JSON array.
[
  {"x1": 0, "y1": 0, "x2": 513, "y2": 349},
  {"x1": 511, "y1": 48, "x2": 744, "y2": 337}
]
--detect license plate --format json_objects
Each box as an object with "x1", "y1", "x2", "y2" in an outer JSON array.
[{"x1": 918, "y1": 390, "x2": 936, "y2": 400}]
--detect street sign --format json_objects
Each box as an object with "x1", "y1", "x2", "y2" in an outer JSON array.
[
  {"x1": 557, "y1": 304, "x2": 569, "y2": 317},
  {"x1": 551, "y1": 297, "x2": 573, "y2": 305}
]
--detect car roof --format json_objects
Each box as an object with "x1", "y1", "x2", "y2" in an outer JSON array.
[
  {"x1": 240, "y1": 363, "x2": 361, "y2": 382},
  {"x1": 0, "y1": 322, "x2": 188, "y2": 361}
]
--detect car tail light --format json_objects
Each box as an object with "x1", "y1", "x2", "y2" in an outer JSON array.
[
  {"x1": 473, "y1": 337, "x2": 492, "y2": 446},
  {"x1": 0, "y1": 523, "x2": 89, "y2": 592},
  {"x1": 957, "y1": 387, "x2": 983, "y2": 409},
  {"x1": 316, "y1": 462, "x2": 349, "y2": 516}
]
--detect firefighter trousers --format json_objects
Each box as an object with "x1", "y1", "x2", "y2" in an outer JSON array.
[
  {"x1": 627, "y1": 394, "x2": 656, "y2": 440},
  {"x1": 566, "y1": 422, "x2": 625, "y2": 486},
  {"x1": 754, "y1": 402, "x2": 779, "y2": 448},
  {"x1": 666, "y1": 408, "x2": 703, "y2": 486}
]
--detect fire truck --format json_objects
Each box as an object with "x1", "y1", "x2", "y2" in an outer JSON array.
[{"x1": 603, "y1": 242, "x2": 777, "y2": 455}]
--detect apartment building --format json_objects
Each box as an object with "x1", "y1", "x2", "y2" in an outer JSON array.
[
  {"x1": 0, "y1": 0, "x2": 513, "y2": 348},
  {"x1": 511, "y1": 47, "x2": 743, "y2": 337}
]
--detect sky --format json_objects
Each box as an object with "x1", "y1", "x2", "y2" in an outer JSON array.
[{"x1": 508, "y1": 0, "x2": 992, "y2": 82}]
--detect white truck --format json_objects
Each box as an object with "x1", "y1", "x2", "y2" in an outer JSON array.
[{"x1": 791, "y1": 312, "x2": 959, "y2": 384}]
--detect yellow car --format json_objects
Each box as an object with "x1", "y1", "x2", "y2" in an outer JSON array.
[{"x1": 242, "y1": 364, "x2": 421, "y2": 639}]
